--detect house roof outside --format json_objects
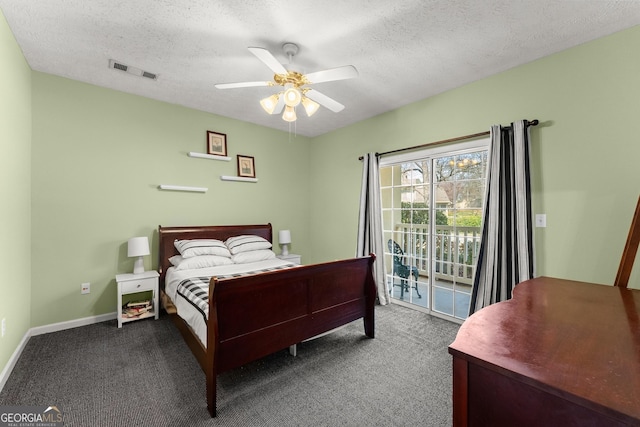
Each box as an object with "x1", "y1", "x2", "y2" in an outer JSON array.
[{"x1": 401, "y1": 186, "x2": 451, "y2": 205}]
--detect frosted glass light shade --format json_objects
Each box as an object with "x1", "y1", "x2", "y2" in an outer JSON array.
[
  {"x1": 282, "y1": 106, "x2": 297, "y2": 122},
  {"x1": 283, "y1": 85, "x2": 301, "y2": 107},
  {"x1": 128, "y1": 236, "x2": 150, "y2": 274},
  {"x1": 260, "y1": 93, "x2": 280, "y2": 114},
  {"x1": 301, "y1": 97, "x2": 319, "y2": 117}
]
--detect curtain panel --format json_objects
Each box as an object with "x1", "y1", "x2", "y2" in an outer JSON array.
[
  {"x1": 357, "y1": 153, "x2": 389, "y2": 305},
  {"x1": 469, "y1": 120, "x2": 535, "y2": 315}
]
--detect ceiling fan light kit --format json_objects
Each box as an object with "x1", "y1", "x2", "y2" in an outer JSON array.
[
  {"x1": 259, "y1": 93, "x2": 280, "y2": 114},
  {"x1": 301, "y1": 97, "x2": 319, "y2": 117},
  {"x1": 283, "y1": 84, "x2": 302, "y2": 107},
  {"x1": 282, "y1": 106, "x2": 297, "y2": 122},
  {"x1": 215, "y1": 42, "x2": 358, "y2": 124}
]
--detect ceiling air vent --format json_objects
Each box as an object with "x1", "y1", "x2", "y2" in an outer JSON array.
[
  {"x1": 109, "y1": 59, "x2": 157, "y2": 81},
  {"x1": 112, "y1": 61, "x2": 128, "y2": 72}
]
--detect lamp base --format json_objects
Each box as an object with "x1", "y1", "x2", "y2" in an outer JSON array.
[
  {"x1": 281, "y1": 244, "x2": 289, "y2": 256},
  {"x1": 133, "y1": 257, "x2": 145, "y2": 275}
]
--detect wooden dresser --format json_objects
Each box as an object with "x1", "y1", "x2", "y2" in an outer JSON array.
[{"x1": 449, "y1": 277, "x2": 640, "y2": 426}]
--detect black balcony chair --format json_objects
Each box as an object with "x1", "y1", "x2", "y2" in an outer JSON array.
[{"x1": 388, "y1": 239, "x2": 421, "y2": 299}]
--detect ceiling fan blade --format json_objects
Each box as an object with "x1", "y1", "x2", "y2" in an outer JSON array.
[
  {"x1": 214, "y1": 81, "x2": 272, "y2": 89},
  {"x1": 305, "y1": 65, "x2": 358, "y2": 84},
  {"x1": 273, "y1": 95, "x2": 285, "y2": 114},
  {"x1": 305, "y1": 89, "x2": 345, "y2": 113},
  {"x1": 248, "y1": 47, "x2": 287, "y2": 75}
]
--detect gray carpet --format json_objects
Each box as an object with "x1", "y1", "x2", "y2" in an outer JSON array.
[{"x1": 0, "y1": 304, "x2": 460, "y2": 426}]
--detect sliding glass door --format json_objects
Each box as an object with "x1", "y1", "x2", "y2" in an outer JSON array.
[{"x1": 380, "y1": 140, "x2": 489, "y2": 321}]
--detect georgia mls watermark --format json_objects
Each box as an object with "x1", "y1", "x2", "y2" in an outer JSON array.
[{"x1": 0, "y1": 406, "x2": 63, "y2": 427}]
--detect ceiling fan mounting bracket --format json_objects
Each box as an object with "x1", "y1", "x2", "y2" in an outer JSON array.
[{"x1": 282, "y1": 42, "x2": 299, "y2": 59}]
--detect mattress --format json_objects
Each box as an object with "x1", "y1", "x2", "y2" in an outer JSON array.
[{"x1": 165, "y1": 258, "x2": 296, "y2": 347}]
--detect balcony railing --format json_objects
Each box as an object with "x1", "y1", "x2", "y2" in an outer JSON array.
[{"x1": 391, "y1": 223, "x2": 482, "y2": 285}]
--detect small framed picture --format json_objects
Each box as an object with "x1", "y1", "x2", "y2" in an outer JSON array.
[
  {"x1": 207, "y1": 131, "x2": 227, "y2": 156},
  {"x1": 237, "y1": 155, "x2": 256, "y2": 178}
]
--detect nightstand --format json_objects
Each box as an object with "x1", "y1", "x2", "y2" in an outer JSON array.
[
  {"x1": 115, "y1": 270, "x2": 159, "y2": 328},
  {"x1": 277, "y1": 253, "x2": 301, "y2": 265}
]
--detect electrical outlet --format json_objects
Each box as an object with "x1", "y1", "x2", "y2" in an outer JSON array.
[
  {"x1": 535, "y1": 214, "x2": 547, "y2": 228},
  {"x1": 81, "y1": 282, "x2": 90, "y2": 294},
  {"x1": 1, "y1": 318, "x2": 6, "y2": 338}
]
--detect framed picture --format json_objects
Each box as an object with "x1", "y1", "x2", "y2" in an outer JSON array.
[
  {"x1": 237, "y1": 155, "x2": 256, "y2": 178},
  {"x1": 207, "y1": 131, "x2": 227, "y2": 156}
]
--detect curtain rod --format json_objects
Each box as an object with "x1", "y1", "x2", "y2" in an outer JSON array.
[{"x1": 358, "y1": 119, "x2": 539, "y2": 160}]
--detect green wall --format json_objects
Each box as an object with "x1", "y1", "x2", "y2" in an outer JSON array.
[
  {"x1": 309, "y1": 25, "x2": 640, "y2": 289},
  {"x1": 0, "y1": 11, "x2": 31, "y2": 377},
  {"x1": 30, "y1": 73, "x2": 312, "y2": 327}
]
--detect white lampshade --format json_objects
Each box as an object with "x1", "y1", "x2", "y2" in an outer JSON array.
[
  {"x1": 278, "y1": 230, "x2": 291, "y2": 256},
  {"x1": 278, "y1": 230, "x2": 291, "y2": 244},
  {"x1": 127, "y1": 236, "x2": 150, "y2": 274},
  {"x1": 128, "y1": 237, "x2": 150, "y2": 257}
]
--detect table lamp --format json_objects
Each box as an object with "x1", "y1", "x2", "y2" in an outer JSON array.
[
  {"x1": 128, "y1": 236, "x2": 150, "y2": 274},
  {"x1": 278, "y1": 230, "x2": 291, "y2": 256}
]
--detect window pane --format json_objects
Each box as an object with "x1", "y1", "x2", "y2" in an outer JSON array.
[{"x1": 380, "y1": 145, "x2": 488, "y2": 321}]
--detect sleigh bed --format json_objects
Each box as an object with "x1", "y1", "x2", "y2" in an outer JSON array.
[{"x1": 157, "y1": 224, "x2": 376, "y2": 417}]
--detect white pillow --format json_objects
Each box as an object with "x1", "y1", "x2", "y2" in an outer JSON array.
[
  {"x1": 231, "y1": 249, "x2": 276, "y2": 264},
  {"x1": 168, "y1": 255, "x2": 183, "y2": 266},
  {"x1": 170, "y1": 254, "x2": 233, "y2": 270},
  {"x1": 174, "y1": 239, "x2": 231, "y2": 258},
  {"x1": 225, "y1": 235, "x2": 272, "y2": 254}
]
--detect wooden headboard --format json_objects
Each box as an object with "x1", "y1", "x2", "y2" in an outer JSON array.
[{"x1": 157, "y1": 223, "x2": 273, "y2": 289}]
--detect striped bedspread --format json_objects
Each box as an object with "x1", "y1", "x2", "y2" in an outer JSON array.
[{"x1": 176, "y1": 263, "x2": 297, "y2": 322}]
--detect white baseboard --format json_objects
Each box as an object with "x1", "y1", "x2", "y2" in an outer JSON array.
[
  {"x1": 30, "y1": 312, "x2": 116, "y2": 336},
  {"x1": 0, "y1": 329, "x2": 31, "y2": 392},
  {"x1": 0, "y1": 312, "x2": 117, "y2": 392}
]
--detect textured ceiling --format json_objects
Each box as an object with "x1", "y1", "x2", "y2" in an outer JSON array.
[{"x1": 1, "y1": 1, "x2": 639, "y2": 137}]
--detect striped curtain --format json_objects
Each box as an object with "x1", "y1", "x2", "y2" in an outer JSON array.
[
  {"x1": 469, "y1": 120, "x2": 534, "y2": 315},
  {"x1": 357, "y1": 153, "x2": 389, "y2": 305}
]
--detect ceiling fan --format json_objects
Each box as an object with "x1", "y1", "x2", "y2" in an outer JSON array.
[{"x1": 214, "y1": 43, "x2": 358, "y2": 122}]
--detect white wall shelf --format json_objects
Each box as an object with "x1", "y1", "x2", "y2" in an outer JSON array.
[
  {"x1": 188, "y1": 152, "x2": 231, "y2": 161},
  {"x1": 220, "y1": 176, "x2": 258, "y2": 183},
  {"x1": 158, "y1": 185, "x2": 208, "y2": 193}
]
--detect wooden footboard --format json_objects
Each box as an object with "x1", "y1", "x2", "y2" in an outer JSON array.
[
  {"x1": 206, "y1": 255, "x2": 376, "y2": 416},
  {"x1": 157, "y1": 224, "x2": 376, "y2": 417}
]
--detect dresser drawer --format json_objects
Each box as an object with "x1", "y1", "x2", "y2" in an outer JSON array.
[{"x1": 120, "y1": 277, "x2": 156, "y2": 294}]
